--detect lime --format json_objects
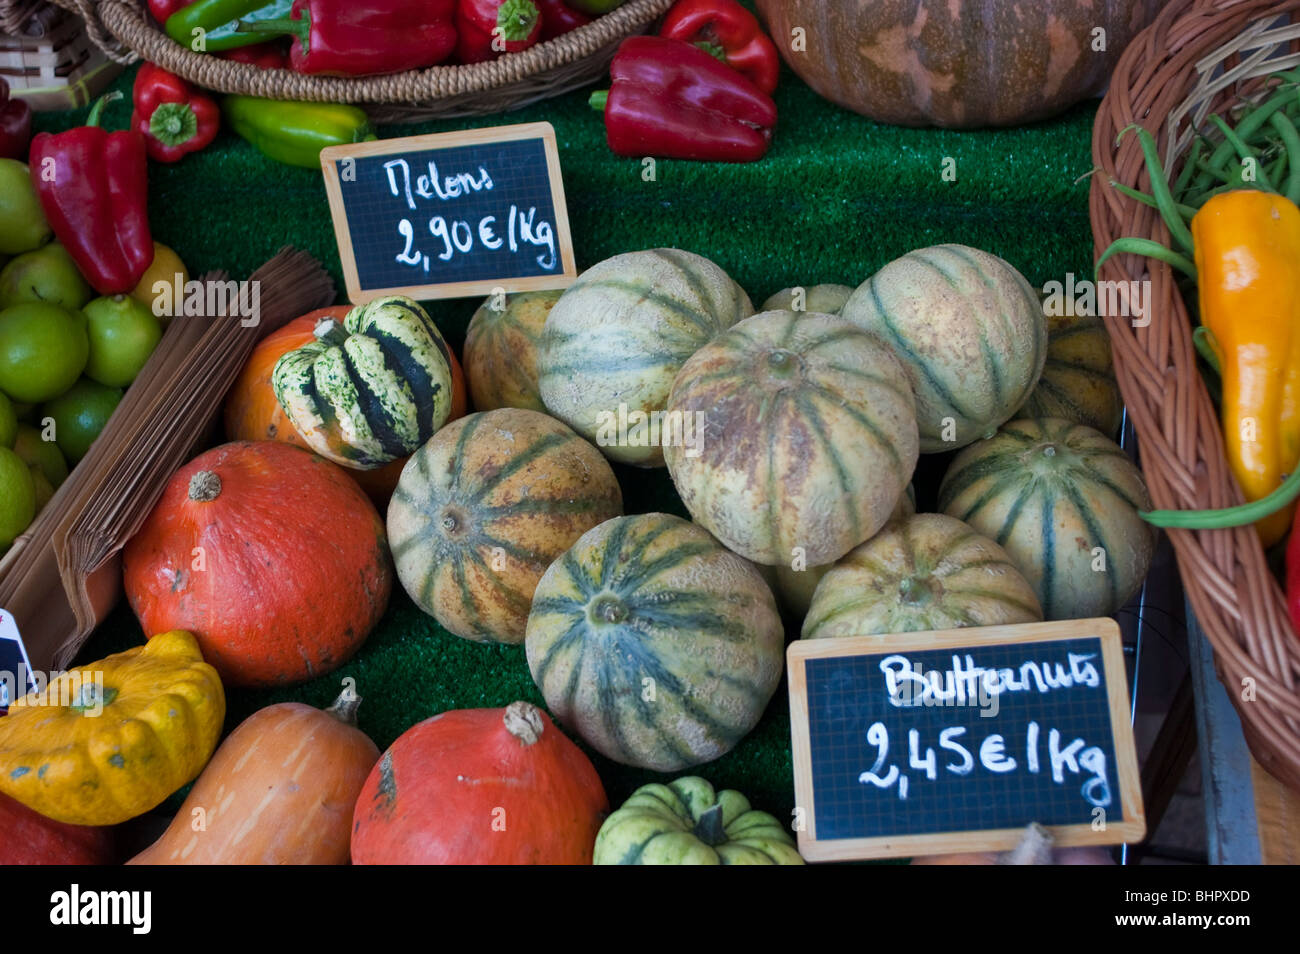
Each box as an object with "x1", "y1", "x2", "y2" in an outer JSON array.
[
  {"x1": 83, "y1": 295, "x2": 162, "y2": 387},
  {"x1": 0, "y1": 303, "x2": 89, "y2": 403},
  {"x1": 0, "y1": 446, "x2": 36, "y2": 548},
  {"x1": 12, "y1": 422, "x2": 67, "y2": 487},
  {"x1": 28, "y1": 467, "x2": 54, "y2": 511},
  {"x1": 0, "y1": 242, "x2": 94, "y2": 311},
  {"x1": 0, "y1": 391, "x2": 14, "y2": 448},
  {"x1": 130, "y1": 242, "x2": 189, "y2": 319},
  {"x1": 42, "y1": 378, "x2": 122, "y2": 463},
  {"x1": 0, "y1": 160, "x2": 51, "y2": 255}
]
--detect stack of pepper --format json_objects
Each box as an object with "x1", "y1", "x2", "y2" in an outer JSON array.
[
  {"x1": 590, "y1": 0, "x2": 781, "y2": 163},
  {"x1": 150, "y1": 0, "x2": 605, "y2": 75}
]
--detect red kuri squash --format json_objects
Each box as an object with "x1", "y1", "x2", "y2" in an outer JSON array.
[
  {"x1": 351, "y1": 701, "x2": 608, "y2": 865},
  {"x1": 221, "y1": 306, "x2": 468, "y2": 507},
  {"x1": 129, "y1": 688, "x2": 379, "y2": 864},
  {"x1": 123, "y1": 441, "x2": 393, "y2": 688},
  {"x1": 0, "y1": 791, "x2": 115, "y2": 865}
]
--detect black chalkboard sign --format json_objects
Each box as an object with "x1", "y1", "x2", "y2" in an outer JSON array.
[
  {"x1": 320, "y1": 123, "x2": 577, "y2": 303},
  {"x1": 0, "y1": 607, "x2": 34, "y2": 713},
  {"x1": 787, "y1": 619, "x2": 1145, "y2": 861}
]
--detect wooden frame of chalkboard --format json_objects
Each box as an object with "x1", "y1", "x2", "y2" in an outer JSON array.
[
  {"x1": 320, "y1": 123, "x2": 578, "y2": 304},
  {"x1": 787, "y1": 618, "x2": 1145, "y2": 862}
]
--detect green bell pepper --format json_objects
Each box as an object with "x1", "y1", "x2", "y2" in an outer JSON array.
[
  {"x1": 565, "y1": 0, "x2": 626, "y2": 13},
  {"x1": 222, "y1": 96, "x2": 377, "y2": 168},
  {"x1": 165, "y1": 0, "x2": 294, "y2": 53}
]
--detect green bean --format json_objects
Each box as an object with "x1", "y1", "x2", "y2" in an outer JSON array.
[
  {"x1": 1116, "y1": 124, "x2": 1196, "y2": 253},
  {"x1": 1192, "y1": 326, "x2": 1220, "y2": 375},
  {"x1": 1095, "y1": 237, "x2": 1198, "y2": 282},
  {"x1": 1196, "y1": 157, "x2": 1241, "y2": 186},
  {"x1": 1172, "y1": 137, "x2": 1205, "y2": 200},
  {"x1": 1269, "y1": 110, "x2": 1300, "y2": 204},
  {"x1": 1204, "y1": 83, "x2": 1300, "y2": 171},
  {"x1": 1210, "y1": 114, "x2": 1278, "y2": 193},
  {"x1": 1183, "y1": 181, "x2": 1242, "y2": 208},
  {"x1": 1141, "y1": 464, "x2": 1300, "y2": 529},
  {"x1": 1108, "y1": 179, "x2": 1199, "y2": 220}
]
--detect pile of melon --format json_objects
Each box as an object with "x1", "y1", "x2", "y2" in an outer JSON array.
[{"x1": 57, "y1": 241, "x2": 1154, "y2": 866}]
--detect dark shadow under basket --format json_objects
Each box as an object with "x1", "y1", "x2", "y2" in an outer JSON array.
[
  {"x1": 1091, "y1": 0, "x2": 1300, "y2": 791},
  {"x1": 50, "y1": 0, "x2": 674, "y2": 122}
]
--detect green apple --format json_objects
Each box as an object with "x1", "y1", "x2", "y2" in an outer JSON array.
[
  {"x1": 0, "y1": 159, "x2": 52, "y2": 255},
  {"x1": 83, "y1": 295, "x2": 163, "y2": 388},
  {"x1": 0, "y1": 242, "x2": 93, "y2": 311}
]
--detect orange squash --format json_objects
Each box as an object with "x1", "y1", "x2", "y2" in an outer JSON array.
[
  {"x1": 123, "y1": 441, "x2": 393, "y2": 688},
  {"x1": 129, "y1": 688, "x2": 379, "y2": 865},
  {"x1": 351, "y1": 702, "x2": 608, "y2": 865},
  {"x1": 222, "y1": 306, "x2": 468, "y2": 508}
]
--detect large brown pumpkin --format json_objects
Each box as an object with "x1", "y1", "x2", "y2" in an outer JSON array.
[
  {"x1": 753, "y1": 0, "x2": 1162, "y2": 128},
  {"x1": 129, "y1": 688, "x2": 379, "y2": 865},
  {"x1": 123, "y1": 441, "x2": 393, "y2": 688}
]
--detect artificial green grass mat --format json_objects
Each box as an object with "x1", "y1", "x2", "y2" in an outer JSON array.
[{"x1": 43, "y1": 61, "x2": 1101, "y2": 833}]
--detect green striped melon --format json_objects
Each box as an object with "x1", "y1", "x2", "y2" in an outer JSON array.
[
  {"x1": 770, "y1": 485, "x2": 916, "y2": 619},
  {"x1": 1018, "y1": 302, "x2": 1124, "y2": 438},
  {"x1": 937, "y1": 417, "x2": 1156, "y2": 621},
  {"x1": 840, "y1": 244, "x2": 1047, "y2": 453},
  {"x1": 272, "y1": 296, "x2": 454, "y2": 470},
  {"x1": 664, "y1": 311, "x2": 919, "y2": 566},
  {"x1": 463, "y1": 290, "x2": 561, "y2": 413},
  {"x1": 801, "y1": 513, "x2": 1042, "y2": 639},
  {"x1": 593, "y1": 777, "x2": 804, "y2": 865},
  {"x1": 525, "y1": 513, "x2": 784, "y2": 771},
  {"x1": 538, "y1": 249, "x2": 753, "y2": 467},
  {"x1": 388, "y1": 409, "x2": 622, "y2": 645},
  {"x1": 760, "y1": 284, "x2": 854, "y2": 315}
]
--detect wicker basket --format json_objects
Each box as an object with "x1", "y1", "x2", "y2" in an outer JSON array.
[
  {"x1": 1091, "y1": 0, "x2": 1300, "y2": 791},
  {"x1": 49, "y1": 0, "x2": 674, "y2": 122},
  {"x1": 0, "y1": 0, "x2": 46, "y2": 35},
  {"x1": 1, "y1": 3, "x2": 121, "y2": 109}
]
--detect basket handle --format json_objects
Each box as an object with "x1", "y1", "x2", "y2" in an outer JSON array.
[{"x1": 46, "y1": 0, "x2": 138, "y2": 65}]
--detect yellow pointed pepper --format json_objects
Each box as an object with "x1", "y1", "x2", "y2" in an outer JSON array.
[{"x1": 1191, "y1": 190, "x2": 1300, "y2": 546}]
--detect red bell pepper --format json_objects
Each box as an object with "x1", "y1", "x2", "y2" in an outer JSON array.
[
  {"x1": 457, "y1": 0, "x2": 541, "y2": 63},
  {"x1": 28, "y1": 93, "x2": 153, "y2": 295},
  {"x1": 149, "y1": 0, "x2": 190, "y2": 25},
  {"x1": 219, "y1": 39, "x2": 291, "y2": 69},
  {"x1": 131, "y1": 63, "x2": 220, "y2": 163},
  {"x1": 591, "y1": 36, "x2": 777, "y2": 163},
  {"x1": 238, "y1": 0, "x2": 456, "y2": 76},
  {"x1": 659, "y1": 0, "x2": 779, "y2": 94},
  {"x1": 0, "y1": 77, "x2": 31, "y2": 162},
  {"x1": 537, "y1": 0, "x2": 588, "y2": 41}
]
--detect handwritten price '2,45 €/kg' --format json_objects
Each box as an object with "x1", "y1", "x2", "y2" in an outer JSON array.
[{"x1": 858, "y1": 720, "x2": 1112, "y2": 809}]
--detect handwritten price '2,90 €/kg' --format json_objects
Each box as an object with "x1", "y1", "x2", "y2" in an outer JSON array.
[{"x1": 384, "y1": 158, "x2": 558, "y2": 274}]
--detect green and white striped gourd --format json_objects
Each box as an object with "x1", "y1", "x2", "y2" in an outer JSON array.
[
  {"x1": 664, "y1": 310, "x2": 919, "y2": 566},
  {"x1": 387, "y1": 408, "x2": 623, "y2": 645},
  {"x1": 840, "y1": 244, "x2": 1047, "y2": 452},
  {"x1": 525, "y1": 513, "x2": 784, "y2": 772},
  {"x1": 272, "y1": 296, "x2": 454, "y2": 470},
  {"x1": 463, "y1": 290, "x2": 561, "y2": 413},
  {"x1": 537, "y1": 249, "x2": 752, "y2": 467},
  {"x1": 937, "y1": 417, "x2": 1156, "y2": 621},
  {"x1": 593, "y1": 776, "x2": 804, "y2": 865},
  {"x1": 802, "y1": 513, "x2": 1042, "y2": 639}
]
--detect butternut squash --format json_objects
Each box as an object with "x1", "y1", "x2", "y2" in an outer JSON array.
[{"x1": 129, "y1": 687, "x2": 379, "y2": 865}]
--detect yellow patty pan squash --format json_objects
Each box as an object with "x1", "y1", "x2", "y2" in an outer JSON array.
[{"x1": 0, "y1": 630, "x2": 224, "y2": 826}]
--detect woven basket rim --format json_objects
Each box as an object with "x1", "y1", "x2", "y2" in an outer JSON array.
[
  {"x1": 49, "y1": 0, "x2": 674, "y2": 104},
  {"x1": 1091, "y1": 0, "x2": 1300, "y2": 791}
]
